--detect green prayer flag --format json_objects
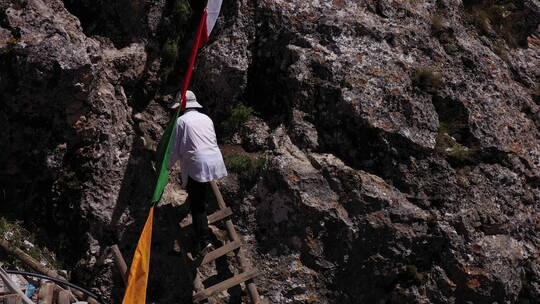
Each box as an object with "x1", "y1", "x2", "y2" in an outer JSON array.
[{"x1": 151, "y1": 110, "x2": 180, "y2": 203}]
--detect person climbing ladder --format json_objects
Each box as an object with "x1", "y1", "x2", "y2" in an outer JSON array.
[
  {"x1": 120, "y1": 1, "x2": 263, "y2": 303},
  {"x1": 169, "y1": 90, "x2": 228, "y2": 256}
]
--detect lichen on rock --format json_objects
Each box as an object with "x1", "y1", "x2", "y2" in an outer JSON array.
[{"x1": 1, "y1": 0, "x2": 540, "y2": 303}]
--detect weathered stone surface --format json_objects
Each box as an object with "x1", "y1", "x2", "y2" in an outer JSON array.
[
  {"x1": 240, "y1": 116, "x2": 271, "y2": 152},
  {"x1": 1, "y1": 0, "x2": 539, "y2": 303},
  {"x1": 0, "y1": 0, "x2": 159, "y2": 298},
  {"x1": 192, "y1": 0, "x2": 256, "y2": 120},
  {"x1": 201, "y1": 0, "x2": 540, "y2": 302}
]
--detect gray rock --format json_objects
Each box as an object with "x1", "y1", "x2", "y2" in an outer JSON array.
[
  {"x1": 1, "y1": 0, "x2": 539, "y2": 303},
  {"x1": 240, "y1": 116, "x2": 271, "y2": 152}
]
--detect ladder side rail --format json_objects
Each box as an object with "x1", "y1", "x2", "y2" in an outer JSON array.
[{"x1": 210, "y1": 181, "x2": 262, "y2": 303}]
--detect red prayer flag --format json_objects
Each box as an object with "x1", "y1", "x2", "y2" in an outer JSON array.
[{"x1": 180, "y1": 0, "x2": 223, "y2": 111}]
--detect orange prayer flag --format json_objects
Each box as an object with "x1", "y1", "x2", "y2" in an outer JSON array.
[{"x1": 121, "y1": 207, "x2": 155, "y2": 304}]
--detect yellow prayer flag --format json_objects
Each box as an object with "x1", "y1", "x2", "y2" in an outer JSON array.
[{"x1": 121, "y1": 207, "x2": 155, "y2": 304}]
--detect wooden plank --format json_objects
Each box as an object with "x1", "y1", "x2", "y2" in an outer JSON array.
[
  {"x1": 0, "y1": 277, "x2": 13, "y2": 294},
  {"x1": 55, "y1": 286, "x2": 79, "y2": 303},
  {"x1": 57, "y1": 290, "x2": 71, "y2": 304},
  {"x1": 208, "y1": 207, "x2": 233, "y2": 224},
  {"x1": 180, "y1": 207, "x2": 233, "y2": 228},
  {"x1": 226, "y1": 224, "x2": 261, "y2": 303},
  {"x1": 210, "y1": 182, "x2": 262, "y2": 303},
  {"x1": 0, "y1": 268, "x2": 33, "y2": 304},
  {"x1": 193, "y1": 271, "x2": 218, "y2": 304},
  {"x1": 0, "y1": 294, "x2": 22, "y2": 304},
  {"x1": 38, "y1": 281, "x2": 54, "y2": 304},
  {"x1": 68, "y1": 288, "x2": 85, "y2": 301},
  {"x1": 210, "y1": 181, "x2": 227, "y2": 210},
  {"x1": 7, "y1": 295, "x2": 22, "y2": 304},
  {"x1": 192, "y1": 270, "x2": 205, "y2": 294},
  {"x1": 0, "y1": 239, "x2": 63, "y2": 280},
  {"x1": 200, "y1": 240, "x2": 241, "y2": 266},
  {"x1": 193, "y1": 269, "x2": 260, "y2": 303},
  {"x1": 111, "y1": 245, "x2": 128, "y2": 284}
]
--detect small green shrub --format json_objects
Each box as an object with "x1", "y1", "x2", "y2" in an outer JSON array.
[
  {"x1": 224, "y1": 153, "x2": 266, "y2": 187},
  {"x1": 449, "y1": 145, "x2": 474, "y2": 161},
  {"x1": 444, "y1": 43, "x2": 460, "y2": 54},
  {"x1": 161, "y1": 39, "x2": 178, "y2": 63},
  {"x1": 172, "y1": 0, "x2": 190, "y2": 20},
  {"x1": 221, "y1": 104, "x2": 255, "y2": 138},
  {"x1": 56, "y1": 169, "x2": 82, "y2": 191},
  {"x1": 431, "y1": 15, "x2": 445, "y2": 36},
  {"x1": 160, "y1": 39, "x2": 179, "y2": 81},
  {"x1": 431, "y1": 16, "x2": 463, "y2": 55},
  {"x1": 493, "y1": 42, "x2": 509, "y2": 61},
  {"x1": 7, "y1": 37, "x2": 18, "y2": 46},
  {"x1": 405, "y1": 265, "x2": 425, "y2": 281},
  {"x1": 464, "y1": 0, "x2": 534, "y2": 48},
  {"x1": 412, "y1": 68, "x2": 442, "y2": 92},
  {"x1": 159, "y1": 0, "x2": 192, "y2": 83},
  {"x1": 435, "y1": 124, "x2": 475, "y2": 163},
  {"x1": 0, "y1": 218, "x2": 58, "y2": 269},
  {"x1": 469, "y1": 7, "x2": 492, "y2": 35},
  {"x1": 5, "y1": 37, "x2": 19, "y2": 52}
]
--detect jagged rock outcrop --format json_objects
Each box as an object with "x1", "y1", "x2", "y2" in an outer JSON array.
[
  {"x1": 1, "y1": 0, "x2": 539, "y2": 303},
  {"x1": 196, "y1": 0, "x2": 540, "y2": 302},
  {"x1": 0, "y1": 0, "x2": 162, "y2": 297}
]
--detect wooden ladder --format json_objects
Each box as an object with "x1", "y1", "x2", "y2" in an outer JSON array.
[{"x1": 181, "y1": 181, "x2": 263, "y2": 303}]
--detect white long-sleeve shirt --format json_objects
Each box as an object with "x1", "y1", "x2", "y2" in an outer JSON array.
[{"x1": 169, "y1": 109, "x2": 227, "y2": 187}]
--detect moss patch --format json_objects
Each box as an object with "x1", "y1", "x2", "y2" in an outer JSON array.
[{"x1": 412, "y1": 68, "x2": 442, "y2": 93}]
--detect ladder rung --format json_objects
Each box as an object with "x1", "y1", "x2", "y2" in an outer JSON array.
[
  {"x1": 200, "y1": 240, "x2": 241, "y2": 265},
  {"x1": 193, "y1": 269, "x2": 260, "y2": 302},
  {"x1": 180, "y1": 207, "x2": 233, "y2": 228},
  {"x1": 208, "y1": 207, "x2": 234, "y2": 224}
]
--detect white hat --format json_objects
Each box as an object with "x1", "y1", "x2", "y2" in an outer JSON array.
[{"x1": 171, "y1": 90, "x2": 203, "y2": 109}]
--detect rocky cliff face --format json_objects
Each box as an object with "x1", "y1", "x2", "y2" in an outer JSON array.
[{"x1": 1, "y1": 0, "x2": 539, "y2": 303}]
